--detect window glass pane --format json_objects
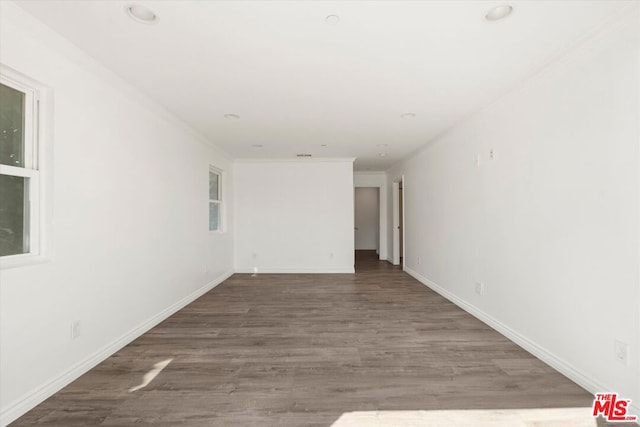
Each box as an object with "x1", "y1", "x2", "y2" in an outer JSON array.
[
  {"x1": 209, "y1": 202, "x2": 219, "y2": 231},
  {"x1": 0, "y1": 174, "x2": 29, "y2": 256},
  {"x1": 0, "y1": 83, "x2": 25, "y2": 167},
  {"x1": 209, "y1": 171, "x2": 219, "y2": 201}
]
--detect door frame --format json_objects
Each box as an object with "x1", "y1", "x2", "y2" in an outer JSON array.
[
  {"x1": 392, "y1": 176, "x2": 405, "y2": 267},
  {"x1": 354, "y1": 187, "x2": 381, "y2": 254},
  {"x1": 354, "y1": 173, "x2": 388, "y2": 260}
]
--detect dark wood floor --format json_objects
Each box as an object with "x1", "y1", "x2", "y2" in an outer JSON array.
[{"x1": 13, "y1": 251, "x2": 605, "y2": 426}]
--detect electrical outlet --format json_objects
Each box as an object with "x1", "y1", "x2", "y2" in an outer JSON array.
[
  {"x1": 614, "y1": 340, "x2": 628, "y2": 365},
  {"x1": 475, "y1": 282, "x2": 484, "y2": 296},
  {"x1": 417, "y1": 256, "x2": 421, "y2": 265},
  {"x1": 489, "y1": 149, "x2": 495, "y2": 160},
  {"x1": 70, "y1": 320, "x2": 81, "y2": 340}
]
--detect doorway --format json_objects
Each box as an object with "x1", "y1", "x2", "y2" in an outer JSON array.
[
  {"x1": 353, "y1": 173, "x2": 388, "y2": 262},
  {"x1": 392, "y1": 177, "x2": 405, "y2": 267},
  {"x1": 399, "y1": 180, "x2": 403, "y2": 264},
  {"x1": 354, "y1": 187, "x2": 380, "y2": 254}
]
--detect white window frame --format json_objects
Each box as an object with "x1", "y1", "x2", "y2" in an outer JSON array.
[
  {"x1": 0, "y1": 65, "x2": 51, "y2": 269},
  {"x1": 209, "y1": 166, "x2": 224, "y2": 233}
]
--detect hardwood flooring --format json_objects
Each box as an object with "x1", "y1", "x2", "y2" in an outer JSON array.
[{"x1": 11, "y1": 251, "x2": 618, "y2": 426}]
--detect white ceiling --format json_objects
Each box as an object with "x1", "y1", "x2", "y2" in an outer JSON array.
[{"x1": 14, "y1": 0, "x2": 634, "y2": 170}]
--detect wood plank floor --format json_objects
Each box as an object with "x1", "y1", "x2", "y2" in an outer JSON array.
[{"x1": 12, "y1": 251, "x2": 613, "y2": 426}]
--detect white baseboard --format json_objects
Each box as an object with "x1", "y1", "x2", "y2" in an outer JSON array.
[
  {"x1": 234, "y1": 267, "x2": 355, "y2": 274},
  {"x1": 0, "y1": 270, "x2": 234, "y2": 427},
  {"x1": 403, "y1": 267, "x2": 625, "y2": 414}
]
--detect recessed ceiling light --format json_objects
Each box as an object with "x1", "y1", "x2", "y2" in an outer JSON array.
[
  {"x1": 325, "y1": 14, "x2": 340, "y2": 25},
  {"x1": 321, "y1": 144, "x2": 327, "y2": 147},
  {"x1": 224, "y1": 114, "x2": 240, "y2": 120},
  {"x1": 400, "y1": 113, "x2": 416, "y2": 119},
  {"x1": 485, "y1": 5, "x2": 513, "y2": 21},
  {"x1": 252, "y1": 144, "x2": 263, "y2": 148},
  {"x1": 378, "y1": 153, "x2": 388, "y2": 157},
  {"x1": 126, "y1": 4, "x2": 158, "y2": 24}
]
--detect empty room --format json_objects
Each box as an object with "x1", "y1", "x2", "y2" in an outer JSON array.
[{"x1": 1, "y1": 0, "x2": 639, "y2": 426}]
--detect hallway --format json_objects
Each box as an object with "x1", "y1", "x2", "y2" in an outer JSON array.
[{"x1": 13, "y1": 252, "x2": 595, "y2": 426}]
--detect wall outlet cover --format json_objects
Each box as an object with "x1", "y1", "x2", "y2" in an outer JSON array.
[
  {"x1": 614, "y1": 340, "x2": 628, "y2": 365},
  {"x1": 475, "y1": 282, "x2": 484, "y2": 296}
]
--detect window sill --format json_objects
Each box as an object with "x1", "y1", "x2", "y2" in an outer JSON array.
[{"x1": 0, "y1": 253, "x2": 51, "y2": 270}]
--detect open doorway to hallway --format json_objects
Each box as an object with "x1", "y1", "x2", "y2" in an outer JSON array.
[
  {"x1": 399, "y1": 180, "x2": 403, "y2": 265},
  {"x1": 354, "y1": 187, "x2": 380, "y2": 256},
  {"x1": 353, "y1": 172, "x2": 388, "y2": 263},
  {"x1": 392, "y1": 177, "x2": 405, "y2": 267}
]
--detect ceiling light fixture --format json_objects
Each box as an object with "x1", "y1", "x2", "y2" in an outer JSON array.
[
  {"x1": 485, "y1": 5, "x2": 513, "y2": 21},
  {"x1": 126, "y1": 4, "x2": 158, "y2": 24},
  {"x1": 224, "y1": 114, "x2": 240, "y2": 120},
  {"x1": 400, "y1": 113, "x2": 416, "y2": 119},
  {"x1": 251, "y1": 144, "x2": 263, "y2": 148},
  {"x1": 378, "y1": 153, "x2": 388, "y2": 157},
  {"x1": 325, "y1": 14, "x2": 340, "y2": 25}
]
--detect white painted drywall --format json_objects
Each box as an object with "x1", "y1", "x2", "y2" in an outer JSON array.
[
  {"x1": 234, "y1": 160, "x2": 354, "y2": 273},
  {"x1": 354, "y1": 172, "x2": 388, "y2": 260},
  {"x1": 0, "y1": 3, "x2": 234, "y2": 424},
  {"x1": 354, "y1": 188, "x2": 379, "y2": 251},
  {"x1": 388, "y1": 10, "x2": 640, "y2": 410}
]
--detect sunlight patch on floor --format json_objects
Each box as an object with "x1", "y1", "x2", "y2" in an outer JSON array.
[
  {"x1": 129, "y1": 358, "x2": 173, "y2": 392},
  {"x1": 331, "y1": 407, "x2": 595, "y2": 427}
]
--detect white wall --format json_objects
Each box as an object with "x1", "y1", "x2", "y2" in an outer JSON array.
[
  {"x1": 388, "y1": 10, "x2": 640, "y2": 411},
  {"x1": 354, "y1": 188, "x2": 379, "y2": 251},
  {"x1": 354, "y1": 171, "x2": 388, "y2": 260},
  {"x1": 234, "y1": 160, "x2": 354, "y2": 273},
  {"x1": 0, "y1": 3, "x2": 234, "y2": 424}
]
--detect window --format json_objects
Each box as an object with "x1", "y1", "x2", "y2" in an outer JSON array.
[
  {"x1": 209, "y1": 167, "x2": 222, "y2": 231},
  {"x1": 0, "y1": 69, "x2": 43, "y2": 260}
]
